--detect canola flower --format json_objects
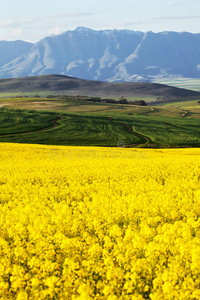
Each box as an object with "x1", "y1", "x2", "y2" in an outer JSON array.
[{"x1": 0, "y1": 143, "x2": 200, "y2": 299}]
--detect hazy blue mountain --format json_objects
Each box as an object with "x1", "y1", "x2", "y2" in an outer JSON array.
[
  {"x1": 0, "y1": 28, "x2": 200, "y2": 82},
  {"x1": 0, "y1": 40, "x2": 33, "y2": 68}
]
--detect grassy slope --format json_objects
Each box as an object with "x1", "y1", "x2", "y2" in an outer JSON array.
[
  {"x1": 1, "y1": 105, "x2": 200, "y2": 147},
  {"x1": 0, "y1": 108, "x2": 57, "y2": 134},
  {"x1": 1, "y1": 75, "x2": 200, "y2": 99},
  {"x1": 129, "y1": 114, "x2": 200, "y2": 146},
  {"x1": 0, "y1": 110, "x2": 144, "y2": 146},
  {"x1": 1, "y1": 95, "x2": 200, "y2": 148},
  {"x1": 0, "y1": 97, "x2": 194, "y2": 117}
]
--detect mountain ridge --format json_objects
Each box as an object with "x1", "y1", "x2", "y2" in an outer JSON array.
[
  {"x1": 0, "y1": 28, "x2": 200, "y2": 82},
  {"x1": 0, "y1": 40, "x2": 33, "y2": 68}
]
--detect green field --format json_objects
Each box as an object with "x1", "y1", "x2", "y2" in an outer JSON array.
[
  {"x1": 1, "y1": 97, "x2": 200, "y2": 147},
  {"x1": 0, "y1": 109, "x2": 145, "y2": 146},
  {"x1": 0, "y1": 108, "x2": 57, "y2": 134},
  {"x1": 1, "y1": 96, "x2": 198, "y2": 117}
]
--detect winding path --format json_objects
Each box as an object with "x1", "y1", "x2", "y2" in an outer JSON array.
[
  {"x1": 0, "y1": 113, "x2": 65, "y2": 136},
  {"x1": 0, "y1": 111, "x2": 152, "y2": 147},
  {"x1": 108, "y1": 117, "x2": 152, "y2": 147}
]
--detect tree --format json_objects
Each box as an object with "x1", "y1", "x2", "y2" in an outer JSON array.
[{"x1": 133, "y1": 100, "x2": 147, "y2": 106}]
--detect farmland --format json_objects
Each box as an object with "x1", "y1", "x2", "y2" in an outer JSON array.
[
  {"x1": 1, "y1": 96, "x2": 200, "y2": 147},
  {"x1": 1, "y1": 143, "x2": 200, "y2": 299},
  {"x1": 1, "y1": 81, "x2": 200, "y2": 299}
]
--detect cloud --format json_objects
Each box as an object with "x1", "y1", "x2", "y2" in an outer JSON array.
[
  {"x1": 56, "y1": 12, "x2": 99, "y2": 18},
  {"x1": 172, "y1": 1, "x2": 182, "y2": 6},
  {"x1": 0, "y1": 10, "x2": 100, "y2": 34},
  {"x1": 11, "y1": 28, "x2": 22, "y2": 38},
  {"x1": 44, "y1": 11, "x2": 100, "y2": 23},
  {"x1": 0, "y1": 17, "x2": 40, "y2": 30},
  {"x1": 107, "y1": 20, "x2": 155, "y2": 29},
  {"x1": 153, "y1": 16, "x2": 200, "y2": 21},
  {"x1": 48, "y1": 26, "x2": 62, "y2": 36},
  {"x1": 0, "y1": 19, "x2": 19, "y2": 28}
]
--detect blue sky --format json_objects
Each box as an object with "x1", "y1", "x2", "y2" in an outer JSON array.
[{"x1": 0, "y1": 0, "x2": 200, "y2": 42}]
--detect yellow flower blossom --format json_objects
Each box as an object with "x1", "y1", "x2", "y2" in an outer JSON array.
[{"x1": 0, "y1": 143, "x2": 200, "y2": 298}]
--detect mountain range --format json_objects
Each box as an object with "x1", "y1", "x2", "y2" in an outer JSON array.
[{"x1": 0, "y1": 27, "x2": 200, "y2": 82}]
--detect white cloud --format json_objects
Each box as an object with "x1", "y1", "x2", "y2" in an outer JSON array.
[
  {"x1": 0, "y1": 10, "x2": 100, "y2": 42},
  {"x1": 11, "y1": 28, "x2": 22, "y2": 38},
  {"x1": 48, "y1": 26, "x2": 62, "y2": 36},
  {"x1": 0, "y1": 17, "x2": 40, "y2": 29},
  {"x1": 49, "y1": 11, "x2": 100, "y2": 20},
  {"x1": 154, "y1": 16, "x2": 200, "y2": 20},
  {"x1": 0, "y1": 18, "x2": 19, "y2": 28}
]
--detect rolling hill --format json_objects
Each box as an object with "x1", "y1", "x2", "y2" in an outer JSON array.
[{"x1": 0, "y1": 74, "x2": 200, "y2": 99}]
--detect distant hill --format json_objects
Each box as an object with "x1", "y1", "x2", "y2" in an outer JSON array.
[
  {"x1": 0, "y1": 74, "x2": 200, "y2": 99},
  {"x1": 0, "y1": 28, "x2": 200, "y2": 82}
]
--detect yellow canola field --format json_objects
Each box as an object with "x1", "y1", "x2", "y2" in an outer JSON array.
[{"x1": 1, "y1": 143, "x2": 200, "y2": 300}]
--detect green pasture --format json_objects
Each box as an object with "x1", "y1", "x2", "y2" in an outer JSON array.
[
  {"x1": 1, "y1": 106, "x2": 200, "y2": 147},
  {"x1": 0, "y1": 108, "x2": 56, "y2": 135},
  {"x1": 0, "y1": 96, "x2": 194, "y2": 117}
]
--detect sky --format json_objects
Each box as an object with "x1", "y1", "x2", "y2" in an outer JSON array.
[{"x1": 0, "y1": 0, "x2": 200, "y2": 43}]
